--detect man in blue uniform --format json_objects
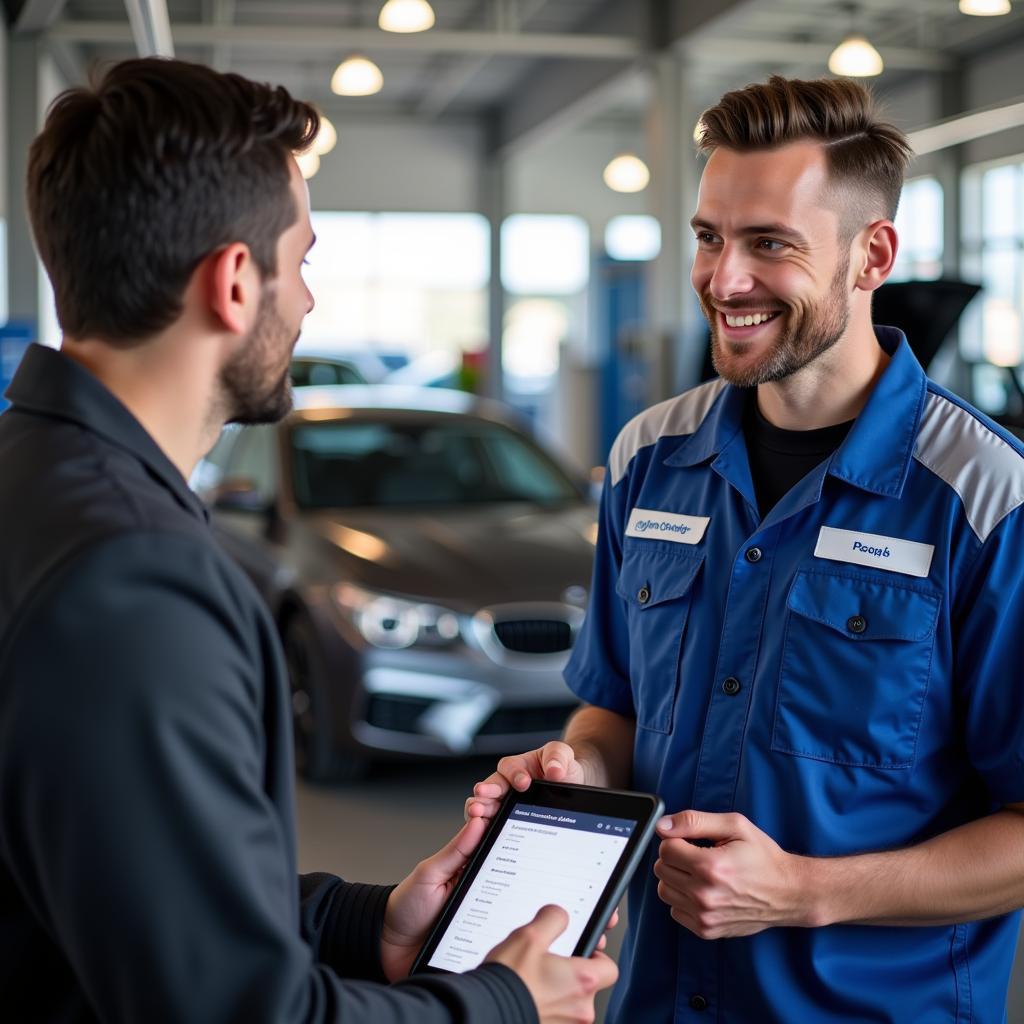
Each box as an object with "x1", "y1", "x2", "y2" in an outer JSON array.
[{"x1": 469, "y1": 75, "x2": 1024, "y2": 1022}]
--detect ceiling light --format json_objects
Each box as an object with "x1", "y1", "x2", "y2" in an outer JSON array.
[
  {"x1": 295, "y1": 151, "x2": 320, "y2": 180},
  {"x1": 331, "y1": 56, "x2": 383, "y2": 97},
  {"x1": 378, "y1": 0, "x2": 435, "y2": 32},
  {"x1": 312, "y1": 115, "x2": 337, "y2": 156},
  {"x1": 828, "y1": 34, "x2": 884, "y2": 77},
  {"x1": 603, "y1": 154, "x2": 650, "y2": 194},
  {"x1": 959, "y1": 0, "x2": 1011, "y2": 14}
]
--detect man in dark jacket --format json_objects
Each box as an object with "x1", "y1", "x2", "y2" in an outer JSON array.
[{"x1": 0, "y1": 58, "x2": 616, "y2": 1024}]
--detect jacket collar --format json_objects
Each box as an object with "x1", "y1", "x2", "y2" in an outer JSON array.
[
  {"x1": 663, "y1": 326, "x2": 926, "y2": 499},
  {"x1": 5, "y1": 343, "x2": 209, "y2": 521}
]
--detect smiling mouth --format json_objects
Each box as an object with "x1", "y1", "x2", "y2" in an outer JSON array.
[{"x1": 720, "y1": 310, "x2": 782, "y2": 328}]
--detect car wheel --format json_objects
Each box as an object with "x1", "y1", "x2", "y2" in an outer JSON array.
[{"x1": 282, "y1": 614, "x2": 367, "y2": 784}]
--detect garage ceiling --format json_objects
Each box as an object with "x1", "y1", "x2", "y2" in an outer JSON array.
[{"x1": 6, "y1": 0, "x2": 1024, "y2": 142}]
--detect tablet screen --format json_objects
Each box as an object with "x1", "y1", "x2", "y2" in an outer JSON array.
[
  {"x1": 414, "y1": 782, "x2": 663, "y2": 976},
  {"x1": 429, "y1": 803, "x2": 637, "y2": 971}
]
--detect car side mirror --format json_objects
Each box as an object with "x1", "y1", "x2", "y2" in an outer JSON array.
[{"x1": 212, "y1": 477, "x2": 270, "y2": 513}]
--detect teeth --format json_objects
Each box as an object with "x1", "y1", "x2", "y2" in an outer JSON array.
[{"x1": 724, "y1": 312, "x2": 776, "y2": 327}]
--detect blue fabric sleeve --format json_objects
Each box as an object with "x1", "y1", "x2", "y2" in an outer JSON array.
[
  {"x1": 563, "y1": 468, "x2": 636, "y2": 717},
  {"x1": 953, "y1": 507, "x2": 1024, "y2": 806}
]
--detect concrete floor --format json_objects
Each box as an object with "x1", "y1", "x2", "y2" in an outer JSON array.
[{"x1": 295, "y1": 760, "x2": 1024, "y2": 1023}]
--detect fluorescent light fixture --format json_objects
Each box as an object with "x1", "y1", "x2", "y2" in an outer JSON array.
[
  {"x1": 331, "y1": 56, "x2": 383, "y2": 96},
  {"x1": 827, "y1": 34, "x2": 884, "y2": 76},
  {"x1": 312, "y1": 115, "x2": 337, "y2": 156},
  {"x1": 907, "y1": 98, "x2": 1024, "y2": 154},
  {"x1": 379, "y1": 0, "x2": 435, "y2": 32},
  {"x1": 295, "y1": 151, "x2": 320, "y2": 180},
  {"x1": 959, "y1": 0, "x2": 1011, "y2": 14},
  {"x1": 602, "y1": 153, "x2": 650, "y2": 193}
]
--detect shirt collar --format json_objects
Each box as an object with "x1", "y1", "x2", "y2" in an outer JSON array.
[
  {"x1": 5, "y1": 343, "x2": 209, "y2": 521},
  {"x1": 663, "y1": 326, "x2": 926, "y2": 498}
]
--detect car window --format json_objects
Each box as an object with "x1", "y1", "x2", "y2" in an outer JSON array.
[
  {"x1": 224, "y1": 425, "x2": 279, "y2": 502},
  {"x1": 290, "y1": 358, "x2": 366, "y2": 387},
  {"x1": 289, "y1": 417, "x2": 580, "y2": 509}
]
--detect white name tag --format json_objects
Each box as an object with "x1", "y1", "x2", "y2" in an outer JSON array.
[
  {"x1": 626, "y1": 508, "x2": 709, "y2": 545},
  {"x1": 814, "y1": 526, "x2": 934, "y2": 578}
]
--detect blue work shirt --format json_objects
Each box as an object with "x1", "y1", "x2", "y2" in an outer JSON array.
[{"x1": 567, "y1": 327, "x2": 1024, "y2": 1023}]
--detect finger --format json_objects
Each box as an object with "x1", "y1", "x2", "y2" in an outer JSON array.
[
  {"x1": 525, "y1": 904, "x2": 570, "y2": 946},
  {"x1": 472, "y1": 781, "x2": 504, "y2": 798},
  {"x1": 419, "y1": 816, "x2": 487, "y2": 882},
  {"x1": 655, "y1": 810, "x2": 745, "y2": 843},
  {"x1": 539, "y1": 741, "x2": 575, "y2": 781},
  {"x1": 657, "y1": 837, "x2": 704, "y2": 871},
  {"x1": 495, "y1": 753, "x2": 540, "y2": 791},
  {"x1": 653, "y1": 858, "x2": 693, "y2": 889},
  {"x1": 465, "y1": 796, "x2": 502, "y2": 820},
  {"x1": 577, "y1": 949, "x2": 619, "y2": 989},
  {"x1": 605, "y1": 908, "x2": 619, "y2": 931}
]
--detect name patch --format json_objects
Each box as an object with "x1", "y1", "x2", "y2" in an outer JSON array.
[
  {"x1": 626, "y1": 508, "x2": 709, "y2": 545},
  {"x1": 814, "y1": 526, "x2": 934, "y2": 578}
]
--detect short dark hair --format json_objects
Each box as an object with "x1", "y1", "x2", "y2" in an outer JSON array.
[
  {"x1": 26, "y1": 58, "x2": 319, "y2": 345},
  {"x1": 697, "y1": 75, "x2": 912, "y2": 226}
]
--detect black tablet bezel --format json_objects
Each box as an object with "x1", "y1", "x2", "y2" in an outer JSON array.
[{"x1": 410, "y1": 780, "x2": 664, "y2": 976}]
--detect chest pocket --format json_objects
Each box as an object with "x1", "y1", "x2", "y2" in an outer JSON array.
[
  {"x1": 772, "y1": 569, "x2": 941, "y2": 768},
  {"x1": 615, "y1": 541, "x2": 704, "y2": 734}
]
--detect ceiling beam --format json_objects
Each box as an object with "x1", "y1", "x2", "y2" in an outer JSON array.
[
  {"x1": 908, "y1": 95, "x2": 1024, "y2": 154},
  {"x1": 13, "y1": 0, "x2": 68, "y2": 32},
  {"x1": 122, "y1": 0, "x2": 174, "y2": 57},
  {"x1": 50, "y1": 20, "x2": 644, "y2": 60}
]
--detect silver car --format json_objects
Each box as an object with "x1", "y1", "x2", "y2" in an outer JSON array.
[{"x1": 197, "y1": 386, "x2": 596, "y2": 781}]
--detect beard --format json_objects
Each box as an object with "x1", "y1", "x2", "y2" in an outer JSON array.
[
  {"x1": 702, "y1": 254, "x2": 851, "y2": 388},
  {"x1": 220, "y1": 284, "x2": 298, "y2": 426}
]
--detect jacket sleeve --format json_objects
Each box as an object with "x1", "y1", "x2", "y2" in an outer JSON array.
[{"x1": 0, "y1": 531, "x2": 537, "y2": 1024}]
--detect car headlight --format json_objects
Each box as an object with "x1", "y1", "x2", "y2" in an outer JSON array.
[{"x1": 331, "y1": 583, "x2": 462, "y2": 650}]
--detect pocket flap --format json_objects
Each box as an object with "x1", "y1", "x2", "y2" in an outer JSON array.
[
  {"x1": 787, "y1": 570, "x2": 939, "y2": 642},
  {"x1": 616, "y1": 544, "x2": 705, "y2": 609}
]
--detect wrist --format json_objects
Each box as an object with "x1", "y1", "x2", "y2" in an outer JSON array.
[{"x1": 792, "y1": 854, "x2": 840, "y2": 929}]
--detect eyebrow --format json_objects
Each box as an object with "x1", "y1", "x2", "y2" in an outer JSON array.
[{"x1": 690, "y1": 218, "x2": 809, "y2": 246}]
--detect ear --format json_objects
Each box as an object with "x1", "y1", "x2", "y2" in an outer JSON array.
[
  {"x1": 853, "y1": 220, "x2": 897, "y2": 293},
  {"x1": 207, "y1": 242, "x2": 259, "y2": 335}
]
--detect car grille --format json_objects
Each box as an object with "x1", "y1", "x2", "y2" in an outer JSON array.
[
  {"x1": 365, "y1": 695, "x2": 576, "y2": 737},
  {"x1": 492, "y1": 619, "x2": 573, "y2": 654}
]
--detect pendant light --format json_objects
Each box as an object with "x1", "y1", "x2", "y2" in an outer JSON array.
[
  {"x1": 331, "y1": 55, "x2": 383, "y2": 96},
  {"x1": 311, "y1": 115, "x2": 337, "y2": 156},
  {"x1": 295, "y1": 151, "x2": 321, "y2": 180},
  {"x1": 959, "y1": 0, "x2": 1011, "y2": 14},
  {"x1": 603, "y1": 153, "x2": 650, "y2": 194},
  {"x1": 378, "y1": 0, "x2": 435, "y2": 32},
  {"x1": 828, "y1": 33, "x2": 884, "y2": 76}
]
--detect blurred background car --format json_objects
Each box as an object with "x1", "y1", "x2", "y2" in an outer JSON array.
[{"x1": 195, "y1": 386, "x2": 597, "y2": 782}]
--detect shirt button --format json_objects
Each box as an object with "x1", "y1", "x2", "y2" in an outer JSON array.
[
  {"x1": 722, "y1": 676, "x2": 741, "y2": 696},
  {"x1": 745, "y1": 546, "x2": 763, "y2": 563},
  {"x1": 689, "y1": 994, "x2": 709, "y2": 1011},
  {"x1": 847, "y1": 614, "x2": 867, "y2": 634},
  {"x1": 637, "y1": 586, "x2": 651, "y2": 604}
]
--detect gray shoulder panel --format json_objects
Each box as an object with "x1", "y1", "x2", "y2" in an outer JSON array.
[
  {"x1": 913, "y1": 391, "x2": 1024, "y2": 543},
  {"x1": 609, "y1": 378, "x2": 728, "y2": 486}
]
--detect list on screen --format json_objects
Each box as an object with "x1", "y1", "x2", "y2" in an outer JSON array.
[{"x1": 428, "y1": 803, "x2": 635, "y2": 972}]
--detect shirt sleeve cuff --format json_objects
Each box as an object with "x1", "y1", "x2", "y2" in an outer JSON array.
[{"x1": 299, "y1": 872, "x2": 395, "y2": 982}]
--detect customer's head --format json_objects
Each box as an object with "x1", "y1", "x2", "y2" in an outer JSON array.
[
  {"x1": 691, "y1": 76, "x2": 911, "y2": 387},
  {"x1": 26, "y1": 57, "x2": 318, "y2": 348}
]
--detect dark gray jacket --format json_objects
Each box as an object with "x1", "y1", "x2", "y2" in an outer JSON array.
[{"x1": 0, "y1": 344, "x2": 534, "y2": 1024}]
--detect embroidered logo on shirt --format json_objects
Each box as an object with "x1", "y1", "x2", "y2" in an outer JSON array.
[
  {"x1": 626, "y1": 508, "x2": 710, "y2": 545},
  {"x1": 814, "y1": 526, "x2": 934, "y2": 578}
]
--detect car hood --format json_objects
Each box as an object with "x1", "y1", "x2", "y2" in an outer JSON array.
[{"x1": 300, "y1": 503, "x2": 597, "y2": 609}]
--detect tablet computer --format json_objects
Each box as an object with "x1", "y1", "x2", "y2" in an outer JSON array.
[{"x1": 411, "y1": 781, "x2": 664, "y2": 975}]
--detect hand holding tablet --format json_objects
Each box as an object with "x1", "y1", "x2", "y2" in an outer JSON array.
[{"x1": 412, "y1": 781, "x2": 664, "y2": 975}]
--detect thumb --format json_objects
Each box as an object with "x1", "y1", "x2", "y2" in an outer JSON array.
[
  {"x1": 655, "y1": 809, "x2": 743, "y2": 843},
  {"x1": 524, "y1": 904, "x2": 570, "y2": 948},
  {"x1": 418, "y1": 816, "x2": 486, "y2": 883}
]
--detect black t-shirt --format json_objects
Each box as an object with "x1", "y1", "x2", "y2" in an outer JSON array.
[{"x1": 743, "y1": 391, "x2": 854, "y2": 518}]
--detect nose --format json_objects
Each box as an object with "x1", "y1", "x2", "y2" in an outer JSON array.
[
  {"x1": 705, "y1": 243, "x2": 756, "y2": 302},
  {"x1": 304, "y1": 282, "x2": 315, "y2": 315}
]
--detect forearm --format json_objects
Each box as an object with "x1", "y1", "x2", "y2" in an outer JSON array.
[
  {"x1": 804, "y1": 808, "x2": 1024, "y2": 928},
  {"x1": 562, "y1": 705, "x2": 636, "y2": 790}
]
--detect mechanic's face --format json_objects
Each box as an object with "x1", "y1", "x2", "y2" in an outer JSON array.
[
  {"x1": 222, "y1": 158, "x2": 315, "y2": 425},
  {"x1": 690, "y1": 141, "x2": 855, "y2": 387}
]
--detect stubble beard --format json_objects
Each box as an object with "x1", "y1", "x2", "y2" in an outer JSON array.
[
  {"x1": 703, "y1": 254, "x2": 851, "y2": 388},
  {"x1": 220, "y1": 283, "x2": 298, "y2": 426}
]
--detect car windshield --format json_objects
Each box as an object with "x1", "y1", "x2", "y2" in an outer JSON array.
[{"x1": 290, "y1": 416, "x2": 581, "y2": 508}]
